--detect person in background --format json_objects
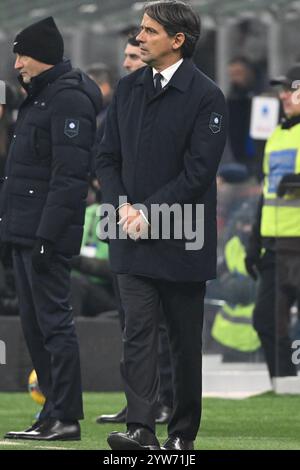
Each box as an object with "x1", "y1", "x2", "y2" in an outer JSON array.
[
  {"x1": 86, "y1": 63, "x2": 114, "y2": 128},
  {"x1": 70, "y1": 179, "x2": 116, "y2": 317},
  {"x1": 227, "y1": 56, "x2": 263, "y2": 178},
  {"x1": 86, "y1": 63, "x2": 115, "y2": 173},
  {"x1": 96, "y1": 26, "x2": 173, "y2": 427},
  {"x1": 73, "y1": 63, "x2": 116, "y2": 317},
  {"x1": 123, "y1": 33, "x2": 145, "y2": 73},
  {"x1": 245, "y1": 64, "x2": 300, "y2": 380},
  {"x1": 2, "y1": 16, "x2": 102, "y2": 441},
  {"x1": 97, "y1": 0, "x2": 227, "y2": 450}
]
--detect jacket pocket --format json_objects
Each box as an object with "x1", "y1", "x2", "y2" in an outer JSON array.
[{"x1": 8, "y1": 183, "x2": 47, "y2": 238}]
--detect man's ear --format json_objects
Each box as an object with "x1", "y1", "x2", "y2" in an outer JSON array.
[{"x1": 172, "y1": 32, "x2": 185, "y2": 52}]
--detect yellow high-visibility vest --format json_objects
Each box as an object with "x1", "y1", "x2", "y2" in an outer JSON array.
[
  {"x1": 212, "y1": 236, "x2": 260, "y2": 353},
  {"x1": 261, "y1": 123, "x2": 300, "y2": 237},
  {"x1": 212, "y1": 303, "x2": 261, "y2": 352}
]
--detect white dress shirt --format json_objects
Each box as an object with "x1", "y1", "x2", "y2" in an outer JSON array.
[{"x1": 152, "y1": 58, "x2": 184, "y2": 88}]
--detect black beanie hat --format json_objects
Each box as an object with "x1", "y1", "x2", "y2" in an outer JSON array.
[{"x1": 13, "y1": 17, "x2": 64, "y2": 65}]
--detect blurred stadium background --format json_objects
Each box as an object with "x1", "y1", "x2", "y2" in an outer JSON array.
[
  {"x1": 1, "y1": 0, "x2": 300, "y2": 450},
  {"x1": 1, "y1": 0, "x2": 300, "y2": 87}
]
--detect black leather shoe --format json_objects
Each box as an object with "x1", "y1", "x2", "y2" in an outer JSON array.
[
  {"x1": 16, "y1": 419, "x2": 81, "y2": 441},
  {"x1": 107, "y1": 427, "x2": 160, "y2": 450},
  {"x1": 155, "y1": 405, "x2": 172, "y2": 425},
  {"x1": 96, "y1": 406, "x2": 127, "y2": 424},
  {"x1": 162, "y1": 436, "x2": 194, "y2": 450},
  {"x1": 4, "y1": 420, "x2": 46, "y2": 439},
  {"x1": 97, "y1": 404, "x2": 172, "y2": 425}
]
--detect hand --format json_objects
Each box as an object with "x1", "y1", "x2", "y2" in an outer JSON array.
[
  {"x1": 118, "y1": 203, "x2": 140, "y2": 237},
  {"x1": 244, "y1": 255, "x2": 260, "y2": 281},
  {"x1": 277, "y1": 173, "x2": 300, "y2": 197},
  {"x1": 124, "y1": 212, "x2": 150, "y2": 241},
  {"x1": 32, "y1": 238, "x2": 54, "y2": 274},
  {"x1": 118, "y1": 204, "x2": 139, "y2": 225}
]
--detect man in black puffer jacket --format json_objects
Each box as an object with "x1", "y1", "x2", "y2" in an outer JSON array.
[{"x1": 2, "y1": 17, "x2": 102, "y2": 441}]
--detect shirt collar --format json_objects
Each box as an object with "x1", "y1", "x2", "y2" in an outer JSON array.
[
  {"x1": 134, "y1": 59, "x2": 196, "y2": 96},
  {"x1": 152, "y1": 58, "x2": 184, "y2": 86}
]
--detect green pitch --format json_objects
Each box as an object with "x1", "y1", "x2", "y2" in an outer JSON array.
[{"x1": 0, "y1": 392, "x2": 300, "y2": 450}]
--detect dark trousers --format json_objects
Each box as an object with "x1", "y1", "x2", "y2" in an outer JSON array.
[
  {"x1": 12, "y1": 246, "x2": 83, "y2": 421},
  {"x1": 253, "y1": 249, "x2": 297, "y2": 377},
  {"x1": 275, "y1": 249, "x2": 299, "y2": 377},
  {"x1": 117, "y1": 274, "x2": 205, "y2": 440},
  {"x1": 158, "y1": 318, "x2": 173, "y2": 409},
  {"x1": 113, "y1": 273, "x2": 173, "y2": 409}
]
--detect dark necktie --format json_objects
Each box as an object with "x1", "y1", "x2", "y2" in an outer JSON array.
[{"x1": 154, "y1": 72, "x2": 163, "y2": 92}]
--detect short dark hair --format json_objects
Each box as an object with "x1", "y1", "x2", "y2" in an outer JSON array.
[
  {"x1": 128, "y1": 35, "x2": 139, "y2": 47},
  {"x1": 144, "y1": 0, "x2": 201, "y2": 58},
  {"x1": 127, "y1": 27, "x2": 140, "y2": 47}
]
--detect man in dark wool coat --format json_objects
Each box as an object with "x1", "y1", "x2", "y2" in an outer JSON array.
[
  {"x1": 97, "y1": 1, "x2": 227, "y2": 450},
  {"x1": 2, "y1": 17, "x2": 102, "y2": 441}
]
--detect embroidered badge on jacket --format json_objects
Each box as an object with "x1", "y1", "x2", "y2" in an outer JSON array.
[
  {"x1": 64, "y1": 119, "x2": 80, "y2": 138},
  {"x1": 209, "y1": 112, "x2": 222, "y2": 134}
]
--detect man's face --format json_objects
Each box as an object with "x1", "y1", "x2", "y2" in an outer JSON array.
[
  {"x1": 279, "y1": 87, "x2": 300, "y2": 118},
  {"x1": 123, "y1": 43, "x2": 144, "y2": 73},
  {"x1": 14, "y1": 54, "x2": 50, "y2": 83},
  {"x1": 136, "y1": 13, "x2": 181, "y2": 69}
]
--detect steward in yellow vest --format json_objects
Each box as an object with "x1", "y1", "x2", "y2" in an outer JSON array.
[
  {"x1": 212, "y1": 232, "x2": 261, "y2": 354},
  {"x1": 245, "y1": 64, "x2": 300, "y2": 379},
  {"x1": 261, "y1": 120, "x2": 300, "y2": 238}
]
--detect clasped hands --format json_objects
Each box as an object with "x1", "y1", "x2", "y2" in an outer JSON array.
[{"x1": 118, "y1": 203, "x2": 150, "y2": 241}]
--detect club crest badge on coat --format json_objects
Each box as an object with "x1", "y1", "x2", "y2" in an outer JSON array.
[
  {"x1": 209, "y1": 112, "x2": 222, "y2": 134},
  {"x1": 64, "y1": 119, "x2": 80, "y2": 138}
]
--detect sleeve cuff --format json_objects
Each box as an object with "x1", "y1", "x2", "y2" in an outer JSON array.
[
  {"x1": 139, "y1": 209, "x2": 150, "y2": 226},
  {"x1": 115, "y1": 202, "x2": 130, "y2": 215}
]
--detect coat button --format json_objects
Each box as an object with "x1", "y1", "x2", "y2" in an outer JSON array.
[
  {"x1": 34, "y1": 101, "x2": 38, "y2": 105},
  {"x1": 41, "y1": 102, "x2": 45, "y2": 106},
  {"x1": 5, "y1": 176, "x2": 8, "y2": 180},
  {"x1": 29, "y1": 190, "x2": 34, "y2": 194},
  {"x1": 13, "y1": 134, "x2": 16, "y2": 138}
]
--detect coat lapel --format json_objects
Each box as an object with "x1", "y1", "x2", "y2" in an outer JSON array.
[
  {"x1": 134, "y1": 59, "x2": 196, "y2": 104},
  {"x1": 134, "y1": 66, "x2": 155, "y2": 101},
  {"x1": 168, "y1": 59, "x2": 196, "y2": 93}
]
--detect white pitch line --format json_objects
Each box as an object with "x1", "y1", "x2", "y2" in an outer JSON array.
[
  {"x1": 34, "y1": 445, "x2": 77, "y2": 450},
  {"x1": 0, "y1": 440, "x2": 26, "y2": 446},
  {"x1": 0, "y1": 440, "x2": 76, "y2": 450}
]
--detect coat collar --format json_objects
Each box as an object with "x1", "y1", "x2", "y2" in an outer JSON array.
[
  {"x1": 18, "y1": 59, "x2": 72, "y2": 99},
  {"x1": 281, "y1": 114, "x2": 300, "y2": 129},
  {"x1": 134, "y1": 58, "x2": 196, "y2": 97}
]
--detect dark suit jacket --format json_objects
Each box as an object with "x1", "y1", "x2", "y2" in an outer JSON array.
[{"x1": 96, "y1": 59, "x2": 227, "y2": 281}]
